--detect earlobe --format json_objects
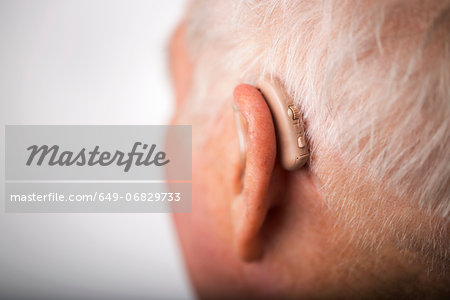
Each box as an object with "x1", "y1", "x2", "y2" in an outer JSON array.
[{"x1": 231, "y1": 84, "x2": 277, "y2": 262}]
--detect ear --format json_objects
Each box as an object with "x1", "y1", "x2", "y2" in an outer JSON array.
[{"x1": 231, "y1": 84, "x2": 278, "y2": 262}]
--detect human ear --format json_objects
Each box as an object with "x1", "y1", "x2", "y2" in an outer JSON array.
[{"x1": 231, "y1": 84, "x2": 278, "y2": 262}]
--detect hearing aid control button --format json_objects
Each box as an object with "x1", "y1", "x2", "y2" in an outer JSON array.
[
  {"x1": 297, "y1": 136, "x2": 306, "y2": 148},
  {"x1": 288, "y1": 105, "x2": 299, "y2": 120}
]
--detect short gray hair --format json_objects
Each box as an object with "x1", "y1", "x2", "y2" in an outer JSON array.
[{"x1": 184, "y1": 0, "x2": 450, "y2": 221}]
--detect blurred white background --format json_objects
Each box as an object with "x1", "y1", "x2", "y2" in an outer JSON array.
[{"x1": 0, "y1": 0, "x2": 194, "y2": 299}]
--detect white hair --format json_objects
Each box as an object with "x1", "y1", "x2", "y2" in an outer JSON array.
[{"x1": 183, "y1": 0, "x2": 450, "y2": 264}]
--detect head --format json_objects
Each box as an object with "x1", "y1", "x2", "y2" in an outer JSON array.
[{"x1": 168, "y1": 0, "x2": 450, "y2": 299}]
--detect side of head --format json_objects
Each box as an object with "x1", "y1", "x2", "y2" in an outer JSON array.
[{"x1": 169, "y1": 1, "x2": 450, "y2": 299}]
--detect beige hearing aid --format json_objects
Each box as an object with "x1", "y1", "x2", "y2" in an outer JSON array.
[{"x1": 256, "y1": 77, "x2": 309, "y2": 170}]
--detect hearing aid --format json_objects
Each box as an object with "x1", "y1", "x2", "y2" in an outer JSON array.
[{"x1": 256, "y1": 77, "x2": 309, "y2": 170}]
